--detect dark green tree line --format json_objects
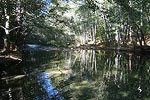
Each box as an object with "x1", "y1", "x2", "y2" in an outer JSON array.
[{"x1": 1, "y1": 0, "x2": 150, "y2": 52}]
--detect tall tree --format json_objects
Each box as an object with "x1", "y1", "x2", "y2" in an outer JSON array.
[{"x1": 0, "y1": 0, "x2": 45, "y2": 53}]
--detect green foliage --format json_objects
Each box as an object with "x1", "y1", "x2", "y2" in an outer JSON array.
[
  {"x1": 1, "y1": 0, "x2": 150, "y2": 50},
  {"x1": 0, "y1": 0, "x2": 47, "y2": 52},
  {"x1": 25, "y1": 0, "x2": 76, "y2": 47}
]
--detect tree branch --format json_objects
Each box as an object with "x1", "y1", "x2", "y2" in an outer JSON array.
[
  {"x1": 9, "y1": 26, "x2": 21, "y2": 32},
  {"x1": 0, "y1": 25, "x2": 6, "y2": 30},
  {"x1": 21, "y1": 28, "x2": 27, "y2": 35}
]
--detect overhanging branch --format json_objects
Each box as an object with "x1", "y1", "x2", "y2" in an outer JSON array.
[
  {"x1": 0, "y1": 25, "x2": 6, "y2": 30},
  {"x1": 9, "y1": 26, "x2": 21, "y2": 32}
]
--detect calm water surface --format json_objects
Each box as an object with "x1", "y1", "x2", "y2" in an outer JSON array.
[{"x1": 0, "y1": 50, "x2": 150, "y2": 100}]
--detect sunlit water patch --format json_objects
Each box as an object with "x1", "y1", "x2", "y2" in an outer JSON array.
[{"x1": 35, "y1": 72, "x2": 63, "y2": 100}]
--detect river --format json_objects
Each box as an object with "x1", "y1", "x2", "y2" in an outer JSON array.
[{"x1": 0, "y1": 48, "x2": 150, "y2": 100}]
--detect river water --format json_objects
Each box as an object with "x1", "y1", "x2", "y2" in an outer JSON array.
[{"x1": 0, "y1": 49, "x2": 150, "y2": 100}]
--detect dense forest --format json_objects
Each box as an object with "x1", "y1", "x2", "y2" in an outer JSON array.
[
  {"x1": 1, "y1": 0, "x2": 150, "y2": 54},
  {"x1": 1, "y1": 0, "x2": 150, "y2": 100}
]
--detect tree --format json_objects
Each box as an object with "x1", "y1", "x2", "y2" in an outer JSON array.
[{"x1": 0, "y1": 0, "x2": 46, "y2": 53}]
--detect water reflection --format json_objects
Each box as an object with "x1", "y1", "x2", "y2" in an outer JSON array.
[
  {"x1": 35, "y1": 72, "x2": 62, "y2": 100},
  {"x1": 0, "y1": 50, "x2": 150, "y2": 100}
]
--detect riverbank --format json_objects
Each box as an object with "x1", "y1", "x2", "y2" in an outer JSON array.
[
  {"x1": 1, "y1": 42, "x2": 149, "y2": 66},
  {"x1": 74, "y1": 42, "x2": 150, "y2": 55}
]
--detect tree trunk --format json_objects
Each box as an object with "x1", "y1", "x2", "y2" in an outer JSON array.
[
  {"x1": 140, "y1": 3, "x2": 147, "y2": 46},
  {"x1": 140, "y1": 29, "x2": 146, "y2": 46},
  {"x1": 2, "y1": 8, "x2": 10, "y2": 53},
  {"x1": 94, "y1": 20, "x2": 97, "y2": 44}
]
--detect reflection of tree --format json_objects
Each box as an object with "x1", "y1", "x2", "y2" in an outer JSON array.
[
  {"x1": 23, "y1": 50, "x2": 150, "y2": 100},
  {"x1": 101, "y1": 53, "x2": 150, "y2": 100},
  {"x1": 2, "y1": 50, "x2": 150, "y2": 100},
  {"x1": 0, "y1": 77, "x2": 24, "y2": 100},
  {"x1": 68, "y1": 50, "x2": 150, "y2": 100},
  {"x1": 72, "y1": 50, "x2": 98, "y2": 77}
]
